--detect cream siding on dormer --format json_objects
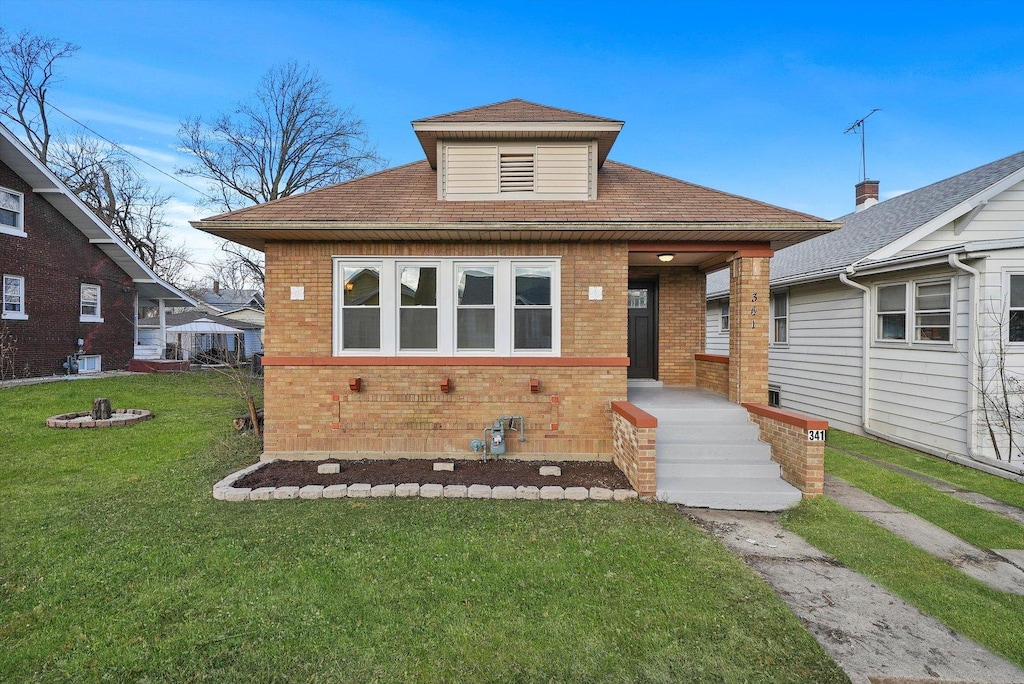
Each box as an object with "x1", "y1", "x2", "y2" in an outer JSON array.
[{"x1": 440, "y1": 141, "x2": 594, "y2": 201}]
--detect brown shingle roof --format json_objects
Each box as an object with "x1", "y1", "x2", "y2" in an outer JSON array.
[
  {"x1": 203, "y1": 160, "x2": 823, "y2": 225},
  {"x1": 413, "y1": 98, "x2": 622, "y2": 124}
]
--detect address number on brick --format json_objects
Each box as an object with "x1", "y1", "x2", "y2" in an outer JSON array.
[{"x1": 807, "y1": 429, "x2": 826, "y2": 442}]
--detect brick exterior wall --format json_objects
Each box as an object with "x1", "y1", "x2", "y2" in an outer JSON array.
[
  {"x1": 0, "y1": 160, "x2": 135, "y2": 378},
  {"x1": 628, "y1": 266, "x2": 705, "y2": 385},
  {"x1": 728, "y1": 256, "x2": 769, "y2": 404},
  {"x1": 695, "y1": 354, "x2": 729, "y2": 395},
  {"x1": 263, "y1": 240, "x2": 629, "y2": 460},
  {"x1": 744, "y1": 403, "x2": 826, "y2": 497},
  {"x1": 610, "y1": 402, "x2": 656, "y2": 498}
]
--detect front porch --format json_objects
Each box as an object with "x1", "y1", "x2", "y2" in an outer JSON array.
[{"x1": 612, "y1": 384, "x2": 826, "y2": 511}]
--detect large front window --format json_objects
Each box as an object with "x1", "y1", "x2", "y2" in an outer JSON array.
[{"x1": 333, "y1": 258, "x2": 560, "y2": 356}]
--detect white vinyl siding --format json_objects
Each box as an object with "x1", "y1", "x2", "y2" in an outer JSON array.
[
  {"x1": 441, "y1": 141, "x2": 594, "y2": 201},
  {"x1": 535, "y1": 145, "x2": 590, "y2": 195},
  {"x1": 767, "y1": 282, "x2": 865, "y2": 433},
  {"x1": 705, "y1": 298, "x2": 729, "y2": 355},
  {"x1": 901, "y1": 179, "x2": 1024, "y2": 254},
  {"x1": 444, "y1": 146, "x2": 499, "y2": 195}
]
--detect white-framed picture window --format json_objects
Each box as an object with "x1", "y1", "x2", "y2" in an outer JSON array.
[
  {"x1": 0, "y1": 187, "x2": 25, "y2": 236},
  {"x1": 876, "y1": 283, "x2": 907, "y2": 341},
  {"x1": 720, "y1": 299, "x2": 730, "y2": 332},
  {"x1": 333, "y1": 257, "x2": 560, "y2": 357},
  {"x1": 80, "y1": 283, "x2": 103, "y2": 322},
  {"x1": 1009, "y1": 274, "x2": 1024, "y2": 343},
  {"x1": 771, "y1": 291, "x2": 788, "y2": 344},
  {"x1": 3, "y1": 274, "x2": 27, "y2": 319}
]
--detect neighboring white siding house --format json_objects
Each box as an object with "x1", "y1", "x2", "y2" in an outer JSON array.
[{"x1": 707, "y1": 150, "x2": 1024, "y2": 476}]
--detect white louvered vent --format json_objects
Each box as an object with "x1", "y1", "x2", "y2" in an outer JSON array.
[{"x1": 499, "y1": 153, "x2": 535, "y2": 193}]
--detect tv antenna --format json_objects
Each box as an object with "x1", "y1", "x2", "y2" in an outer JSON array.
[{"x1": 844, "y1": 108, "x2": 881, "y2": 181}]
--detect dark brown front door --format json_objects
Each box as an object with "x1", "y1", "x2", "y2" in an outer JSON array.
[{"x1": 627, "y1": 280, "x2": 657, "y2": 379}]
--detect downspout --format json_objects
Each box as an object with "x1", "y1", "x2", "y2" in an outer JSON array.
[
  {"x1": 838, "y1": 269, "x2": 871, "y2": 431},
  {"x1": 948, "y1": 253, "x2": 981, "y2": 460}
]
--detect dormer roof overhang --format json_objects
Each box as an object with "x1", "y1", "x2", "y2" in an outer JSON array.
[{"x1": 412, "y1": 99, "x2": 624, "y2": 169}]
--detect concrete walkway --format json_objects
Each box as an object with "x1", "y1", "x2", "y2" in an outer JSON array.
[
  {"x1": 827, "y1": 475, "x2": 1024, "y2": 595},
  {"x1": 684, "y1": 507, "x2": 1024, "y2": 684}
]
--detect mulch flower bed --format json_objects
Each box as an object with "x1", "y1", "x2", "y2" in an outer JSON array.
[{"x1": 236, "y1": 459, "x2": 630, "y2": 490}]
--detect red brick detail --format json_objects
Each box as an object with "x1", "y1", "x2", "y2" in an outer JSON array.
[
  {"x1": 694, "y1": 353, "x2": 728, "y2": 364},
  {"x1": 126, "y1": 359, "x2": 189, "y2": 373},
  {"x1": 611, "y1": 409, "x2": 656, "y2": 498},
  {"x1": 742, "y1": 403, "x2": 829, "y2": 431},
  {"x1": 610, "y1": 401, "x2": 658, "y2": 428},
  {"x1": 744, "y1": 405, "x2": 827, "y2": 498},
  {"x1": 262, "y1": 356, "x2": 630, "y2": 367}
]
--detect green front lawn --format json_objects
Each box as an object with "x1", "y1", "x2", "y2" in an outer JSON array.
[
  {"x1": 827, "y1": 430, "x2": 1024, "y2": 510},
  {"x1": 0, "y1": 374, "x2": 845, "y2": 682},
  {"x1": 782, "y1": 498, "x2": 1024, "y2": 669}
]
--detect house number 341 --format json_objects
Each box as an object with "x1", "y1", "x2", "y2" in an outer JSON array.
[{"x1": 750, "y1": 292, "x2": 758, "y2": 328}]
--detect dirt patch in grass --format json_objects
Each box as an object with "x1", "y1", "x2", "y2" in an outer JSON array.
[{"x1": 236, "y1": 458, "x2": 631, "y2": 490}]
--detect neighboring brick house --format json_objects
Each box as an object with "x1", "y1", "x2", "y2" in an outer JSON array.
[
  {"x1": 0, "y1": 124, "x2": 194, "y2": 379},
  {"x1": 194, "y1": 100, "x2": 835, "y2": 497}
]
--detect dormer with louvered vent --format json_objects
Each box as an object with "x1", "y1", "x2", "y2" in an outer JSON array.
[{"x1": 412, "y1": 99, "x2": 624, "y2": 202}]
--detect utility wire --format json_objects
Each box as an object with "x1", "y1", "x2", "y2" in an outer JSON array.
[{"x1": 44, "y1": 101, "x2": 221, "y2": 203}]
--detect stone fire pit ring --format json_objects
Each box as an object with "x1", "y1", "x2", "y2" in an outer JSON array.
[{"x1": 47, "y1": 409, "x2": 153, "y2": 429}]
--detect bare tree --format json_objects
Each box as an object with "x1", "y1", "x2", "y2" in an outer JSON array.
[
  {"x1": 0, "y1": 29, "x2": 192, "y2": 285},
  {"x1": 178, "y1": 61, "x2": 384, "y2": 283},
  {"x1": 976, "y1": 304, "x2": 1024, "y2": 463},
  {"x1": 0, "y1": 322, "x2": 17, "y2": 385},
  {"x1": 0, "y1": 27, "x2": 78, "y2": 164},
  {"x1": 50, "y1": 133, "x2": 192, "y2": 284}
]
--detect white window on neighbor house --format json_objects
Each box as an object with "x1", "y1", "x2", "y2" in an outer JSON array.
[
  {"x1": 876, "y1": 283, "x2": 907, "y2": 341},
  {"x1": 1009, "y1": 274, "x2": 1024, "y2": 343},
  {"x1": 771, "y1": 291, "x2": 789, "y2": 344},
  {"x1": 78, "y1": 355, "x2": 101, "y2": 373},
  {"x1": 914, "y1": 280, "x2": 952, "y2": 342},
  {"x1": 333, "y1": 257, "x2": 560, "y2": 356},
  {"x1": 3, "y1": 274, "x2": 27, "y2": 319},
  {"x1": 720, "y1": 300, "x2": 730, "y2": 332},
  {"x1": 80, "y1": 283, "x2": 103, "y2": 322},
  {"x1": 0, "y1": 187, "x2": 25, "y2": 237}
]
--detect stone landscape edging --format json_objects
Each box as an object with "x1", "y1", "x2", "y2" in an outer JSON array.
[
  {"x1": 46, "y1": 408, "x2": 153, "y2": 428},
  {"x1": 213, "y1": 460, "x2": 639, "y2": 503}
]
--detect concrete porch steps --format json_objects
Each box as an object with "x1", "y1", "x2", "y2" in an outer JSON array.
[{"x1": 629, "y1": 386, "x2": 802, "y2": 512}]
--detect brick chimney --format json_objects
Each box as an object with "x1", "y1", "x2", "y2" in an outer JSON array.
[
  {"x1": 855, "y1": 179, "x2": 879, "y2": 212},
  {"x1": 213, "y1": 280, "x2": 220, "y2": 294}
]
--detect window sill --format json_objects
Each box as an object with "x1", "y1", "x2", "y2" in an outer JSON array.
[
  {"x1": 0, "y1": 226, "x2": 26, "y2": 238},
  {"x1": 1, "y1": 312, "x2": 28, "y2": 320},
  {"x1": 79, "y1": 316, "x2": 104, "y2": 323}
]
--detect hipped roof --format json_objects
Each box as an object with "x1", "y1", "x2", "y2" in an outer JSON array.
[{"x1": 199, "y1": 160, "x2": 833, "y2": 251}]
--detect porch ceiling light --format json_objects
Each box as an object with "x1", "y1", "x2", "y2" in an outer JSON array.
[{"x1": 657, "y1": 253, "x2": 675, "y2": 262}]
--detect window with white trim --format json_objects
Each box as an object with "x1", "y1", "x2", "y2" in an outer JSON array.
[
  {"x1": 876, "y1": 283, "x2": 907, "y2": 341},
  {"x1": 1009, "y1": 274, "x2": 1024, "y2": 343},
  {"x1": 771, "y1": 291, "x2": 788, "y2": 344},
  {"x1": 720, "y1": 300, "x2": 730, "y2": 332},
  {"x1": 0, "y1": 187, "x2": 25, "y2": 236},
  {"x1": 3, "y1": 274, "x2": 26, "y2": 319},
  {"x1": 333, "y1": 258, "x2": 560, "y2": 356},
  {"x1": 80, "y1": 283, "x2": 103, "y2": 322},
  {"x1": 78, "y1": 355, "x2": 101, "y2": 373},
  {"x1": 914, "y1": 281, "x2": 951, "y2": 342}
]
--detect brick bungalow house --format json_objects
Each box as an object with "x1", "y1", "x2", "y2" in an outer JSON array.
[
  {"x1": 194, "y1": 100, "x2": 835, "y2": 506},
  {"x1": 0, "y1": 124, "x2": 194, "y2": 379}
]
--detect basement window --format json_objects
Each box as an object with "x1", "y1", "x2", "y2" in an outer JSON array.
[{"x1": 768, "y1": 385, "x2": 781, "y2": 408}]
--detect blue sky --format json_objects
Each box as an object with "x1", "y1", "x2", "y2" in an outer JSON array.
[{"x1": 4, "y1": 0, "x2": 1023, "y2": 274}]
